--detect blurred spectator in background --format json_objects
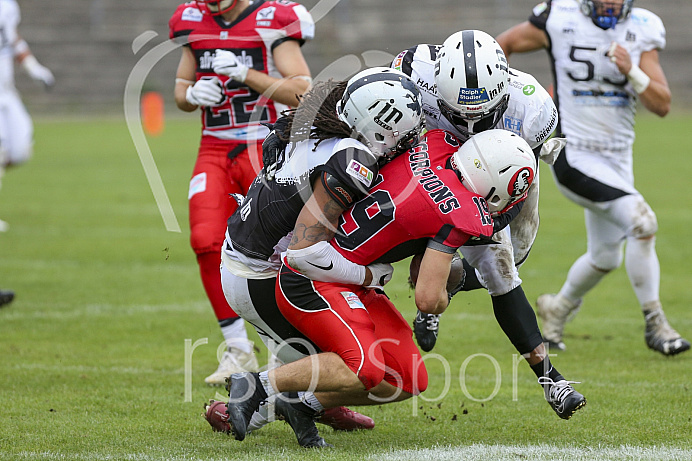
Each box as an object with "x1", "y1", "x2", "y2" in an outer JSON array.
[
  {"x1": 169, "y1": 0, "x2": 314, "y2": 385},
  {"x1": 497, "y1": 0, "x2": 689, "y2": 356},
  {"x1": 0, "y1": 0, "x2": 54, "y2": 232}
]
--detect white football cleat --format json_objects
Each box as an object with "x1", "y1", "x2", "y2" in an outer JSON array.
[
  {"x1": 204, "y1": 347, "x2": 259, "y2": 386},
  {"x1": 536, "y1": 293, "x2": 580, "y2": 351}
]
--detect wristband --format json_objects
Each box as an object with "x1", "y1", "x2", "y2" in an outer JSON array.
[
  {"x1": 627, "y1": 65, "x2": 651, "y2": 94},
  {"x1": 14, "y1": 39, "x2": 29, "y2": 56}
]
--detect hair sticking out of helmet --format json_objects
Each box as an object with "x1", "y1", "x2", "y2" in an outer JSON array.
[
  {"x1": 451, "y1": 129, "x2": 536, "y2": 214},
  {"x1": 434, "y1": 30, "x2": 510, "y2": 141},
  {"x1": 336, "y1": 67, "x2": 424, "y2": 159},
  {"x1": 579, "y1": 0, "x2": 633, "y2": 30},
  {"x1": 195, "y1": 0, "x2": 238, "y2": 16}
]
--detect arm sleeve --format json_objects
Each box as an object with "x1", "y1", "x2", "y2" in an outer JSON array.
[{"x1": 284, "y1": 241, "x2": 366, "y2": 284}]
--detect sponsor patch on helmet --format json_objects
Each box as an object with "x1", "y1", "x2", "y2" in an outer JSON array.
[
  {"x1": 347, "y1": 160, "x2": 374, "y2": 186},
  {"x1": 457, "y1": 88, "x2": 490, "y2": 105},
  {"x1": 508, "y1": 167, "x2": 534, "y2": 197}
]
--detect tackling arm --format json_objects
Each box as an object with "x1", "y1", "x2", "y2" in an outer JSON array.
[
  {"x1": 415, "y1": 247, "x2": 455, "y2": 315},
  {"x1": 286, "y1": 177, "x2": 384, "y2": 287}
]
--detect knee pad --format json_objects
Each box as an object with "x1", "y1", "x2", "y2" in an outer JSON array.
[
  {"x1": 475, "y1": 247, "x2": 522, "y2": 296},
  {"x1": 628, "y1": 203, "x2": 657, "y2": 239},
  {"x1": 353, "y1": 353, "x2": 387, "y2": 391},
  {"x1": 589, "y1": 243, "x2": 623, "y2": 272},
  {"x1": 190, "y1": 222, "x2": 223, "y2": 254}
]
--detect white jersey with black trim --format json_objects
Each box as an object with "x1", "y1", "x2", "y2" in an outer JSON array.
[
  {"x1": 392, "y1": 44, "x2": 557, "y2": 150},
  {"x1": 0, "y1": 0, "x2": 20, "y2": 91},
  {"x1": 530, "y1": 0, "x2": 665, "y2": 151}
]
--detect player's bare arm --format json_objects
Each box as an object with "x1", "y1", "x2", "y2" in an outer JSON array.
[
  {"x1": 289, "y1": 180, "x2": 345, "y2": 250},
  {"x1": 174, "y1": 47, "x2": 199, "y2": 112},
  {"x1": 415, "y1": 248, "x2": 454, "y2": 315},
  {"x1": 245, "y1": 40, "x2": 311, "y2": 107},
  {"x1": 496, "y1": 21, "x2": 548, "y2": 57},
  {"x1": 609, "y1": 46, "x2": 670, "y2": 117}
]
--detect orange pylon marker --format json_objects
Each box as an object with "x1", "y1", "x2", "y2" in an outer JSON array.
[{"x1": 142, "y1": 91, "x2": 165, "y2": 137}]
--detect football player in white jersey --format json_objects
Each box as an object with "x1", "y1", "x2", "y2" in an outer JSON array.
[
  {"x1": 497, "y1": 0, "x2": 689, "y2": 356},
  {"x1": 1, "y1": 0, "x2": 54, "y2": 301},
  {"x1": 392, "y1": 30, "x2": 567, "y2": 368},
  {"x1": 0, "y1": 0, "x2": 54, "y2": 228}
]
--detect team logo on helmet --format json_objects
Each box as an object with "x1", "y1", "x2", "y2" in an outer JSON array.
[{"x1": 509, "y1": 167, "x2": 534, "y2": 197}]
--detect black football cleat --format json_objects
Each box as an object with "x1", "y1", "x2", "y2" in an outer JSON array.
[
  {"x1": 538, "y1": 377, "x2": 586, "y2": 420},
  {"x1": 275, "y1": 393, "x2": 332, "y2": 448},
  {"x1": 0, "y1": 289, "x2": 15, "y2": 307},
  {"x1": 225, "y1": 372, "x2": 267, "y2": 441},
  {"x1": 414, "y1": 310, "x2": 440, "y2": 352}
]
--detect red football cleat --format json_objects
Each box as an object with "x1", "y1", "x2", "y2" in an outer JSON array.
[
  {"x1": 203, "y1": 399, "x2": 230, "y2": 433},
  {"x1": 317, "y1": 406, "x2": 375, "y2": 431}
]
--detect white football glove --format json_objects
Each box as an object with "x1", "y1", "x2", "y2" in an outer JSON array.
[
  {"x1": 365, "y1": 263, "x2": 394, "y2": 290},
  {"x1": 186, "y1": 77, "x2": 225, "y2": 107},
  {"x1": 22, "y1": 55, "x2": 55, "y2": 88},
  {"x1": 538, "y1": 137, "x2": 567, "y2": 165},
  {"x1": 212, "y1": 49, "x2": 249, "y2": 82}
]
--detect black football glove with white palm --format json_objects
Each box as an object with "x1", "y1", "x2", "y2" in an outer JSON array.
[{"x1": 262, "y1": 116, "x2": 290, "y2": 181}]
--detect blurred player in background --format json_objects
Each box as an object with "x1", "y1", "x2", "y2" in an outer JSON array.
[
  {"x1": 497, "y1": 0, "x2": 689, "y2": 356},
  {"x1": 169, "y1": 0, "x2": 314, "y2": 385},
  {"x1": 1, "y1": 0, "x2": 55, "y2": 304},
  {"x1": 0, "y1": 0, "x2": 54, "y2": 232}
]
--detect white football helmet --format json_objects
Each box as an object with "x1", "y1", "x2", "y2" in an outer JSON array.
[
  {"x1": 435, "y1": 30, "x2": 510, "y2": 139},
  {"x1": 579, "y1": 0, "x2": 633, "y2": 30},
  {"x1": 336, "y1": 67, "x2": 424, "y2": 159},
  {"x1": 451, "y1": 129, "x2": 536, "y2": 214}
]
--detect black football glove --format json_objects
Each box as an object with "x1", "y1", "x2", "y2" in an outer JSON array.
[{"x1": 262, "y1": 117, "x2": 289, "y2": 181}]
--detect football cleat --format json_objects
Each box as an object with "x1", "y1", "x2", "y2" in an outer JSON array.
[
  {"x1": 413, "y1": 311, "x2": 440, "y2": 352},
  {"x1": 205, "y1": 347, "x2": 259, "y2": 386},
  {"x1": 317, "y1": 406, "x2": 375, "y2": 431},
  {"x1": 0, "y1": 289, "x2": 14, "y2": 307},
  {"x1": 644, "y1": 308, "x2": 691, "y2": 356},
  {"x1": 536, "y1": 294, "x2": 580, "y2": 351},
  {"x1": 538, "y1": 377, "x2": 586, "y2": 420},
  {"x1": 275, "y1": 393, "x2": 332, "y2": 448},
  {"x1": 202, "y1": 399, "x2": 230, "y2": 433},
  {"x1": 225, "y1": 372, "x2": 268, "y2": 441}
]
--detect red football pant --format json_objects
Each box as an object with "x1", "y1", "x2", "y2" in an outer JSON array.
[
  {"x1": 276, "y1": 265, "x2": 428, "y2": 395},
  {"x1": 189, "y1": 137, "x2": 263, "y2": 321}
]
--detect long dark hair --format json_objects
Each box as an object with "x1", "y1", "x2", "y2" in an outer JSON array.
[{"x1": 277, "y1": 79, "x2": 353, "y2": 148}]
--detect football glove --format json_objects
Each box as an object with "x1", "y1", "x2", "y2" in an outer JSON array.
[
  {"x1": 262, "y1": 117, "x2": 290, "y2": 181},
  {"x1": 186, "y1": 78, "x2": 225, "y2": 107},
  {"x1": 538, "y1": 137, "x2": 566, "y2": 165},
  {"x1": 212, "y1": 49, "x2": 249, "y2": 83},
  {"x1": 365, "y1": 263, "x2": 394, "y2": 290},
  {"x1": 22, "y1": 55, "x2": 54, "y2": 88}
]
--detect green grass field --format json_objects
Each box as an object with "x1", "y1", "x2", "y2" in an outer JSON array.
[{"x1": 1, "y1": 113, "x2": 691, "y2": 460}]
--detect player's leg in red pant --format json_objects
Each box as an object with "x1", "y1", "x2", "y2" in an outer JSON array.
[{"x1": 189, "y1": 138, "x2": 263, "y2": 383}]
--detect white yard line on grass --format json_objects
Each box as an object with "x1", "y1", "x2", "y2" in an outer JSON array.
[{"x1": 371, "y1": 444, "x2": 692, "y2": 461}]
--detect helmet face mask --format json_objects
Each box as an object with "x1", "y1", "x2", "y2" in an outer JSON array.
[
  {"x1": 195, "y1": 0, "x2": 238, "y2": 16},
  {"x1": 580, "y1": 0, "x2": 633, "y2": 30},
  {"x1": 437, "y1": 93, "x2": 509, "y2": 139},
  {"x1": 336, "y1": 67, "x2": 424, "y2": 159},
  {"x1": 434, "y1": 30, "x2": 510, "y2": 140},
  {"x1": 451, "y1": 129, "x2": 536, "y2": 215}
]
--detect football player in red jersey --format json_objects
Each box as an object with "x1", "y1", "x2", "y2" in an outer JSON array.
[{"x1": 169, "y1": 0, "x2": 314, "y2": 385}]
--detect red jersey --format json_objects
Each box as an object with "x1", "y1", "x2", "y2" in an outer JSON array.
[
  {"x1": 332, "y1": 129, "x2": 496, "y2": 265},
  {"x1": 169, "y1": 1, "x2": 314, "y2": 141}
]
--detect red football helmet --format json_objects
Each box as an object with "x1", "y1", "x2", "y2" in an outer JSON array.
[{"x1": 195, "y1": 0, "x2": 239, "y2": 16}]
